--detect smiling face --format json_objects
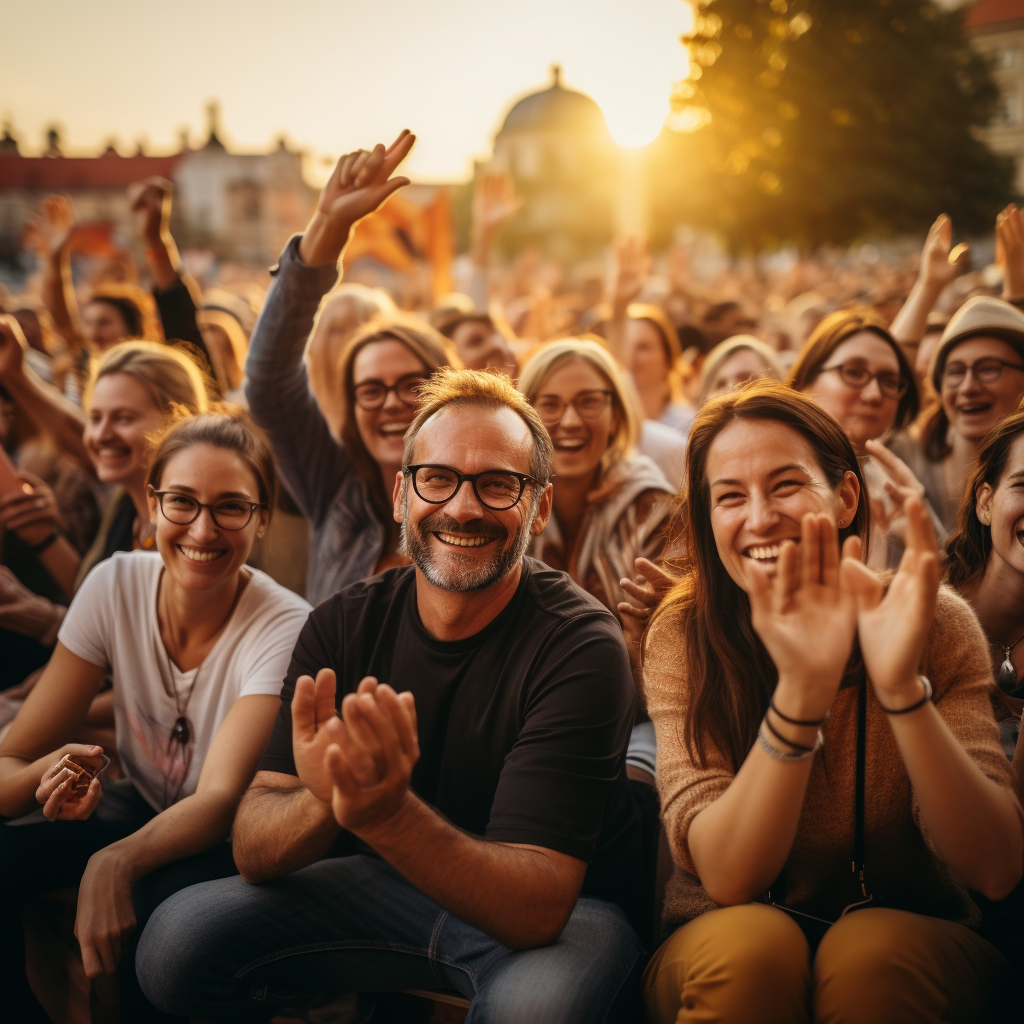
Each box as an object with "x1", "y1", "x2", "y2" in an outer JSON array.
[
  {"x1": 802, "y1": 331, "x2": 902, "y2": 452},
  {"x1": 148, "y1": 443, "x2": 268, "y2": 591},
  {"x1": 706, "y1": 348, "x2": 773, "y2": 399},
  {"x1": 396, "y1": 404, "x2": 551, "y2": 592},
  {"x1": 82, "y1": 299, "x2": 130, "y2": 351},
  {"x1": 351, "y1": 339, "x2": 430, "y2": 472},
  {"x1": 706, "y1": 417, "x2": 859, "y2": 593},
  {"x1": 84, "y1": 373, "x2": 165, "y2": 486},
  {"x1": 625, "y1": 318, "x2": 671, "y2": 392},
  {"x1": 941, "y1": 337, "x2": 1024, "y2": 445},
  {"x1": 533, "y1": 357, "x2": 617, "y2": 485},
  {"x1": 977, "y1": 433, "x2": 1024, "y2": 579}
]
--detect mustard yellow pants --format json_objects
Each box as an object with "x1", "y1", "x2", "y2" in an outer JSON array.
[{"x1": 643, "y1": 904, "x2": 1006, "y2": 1024}]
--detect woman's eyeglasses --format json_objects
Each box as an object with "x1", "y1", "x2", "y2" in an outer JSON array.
[
  {"x1": 151, "y1": 491, "x2": 265, "y2": 531},
  {"x1": 532, "y1": 389, "x2": 613, "y2": 425},
  {"x1": 353, "y1": 375, "x2": 427, "y2": 411},
  {"x1": 820, "y1": 363, "x2": 907, "y2": 400},
  {"x1": 941, "y1": 357, "x2": 1024, "y2": 387}
]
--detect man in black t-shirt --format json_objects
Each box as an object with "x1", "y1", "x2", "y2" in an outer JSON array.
[{"x1": 136, "y1": 149, "x2": 646, "y2": 1021}]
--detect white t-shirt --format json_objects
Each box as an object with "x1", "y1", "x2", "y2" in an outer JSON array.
[{"x1": 59, "y1": 551, "x2": 311, "y2": 812}]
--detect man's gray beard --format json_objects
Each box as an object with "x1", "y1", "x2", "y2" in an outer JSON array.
[{"x1": 401, "y1": 491, "x2": 538, "y2": 593}]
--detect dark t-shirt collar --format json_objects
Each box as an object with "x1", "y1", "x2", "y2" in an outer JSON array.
[{"x1": 406, "y1": 558, "x2": 532, "y2": 655}]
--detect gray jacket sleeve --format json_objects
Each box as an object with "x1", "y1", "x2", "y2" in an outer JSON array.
[{"x1": 245, "y1": 235, "x2": 348, "y2": 527}]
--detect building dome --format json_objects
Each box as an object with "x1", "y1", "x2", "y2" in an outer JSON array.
[{"x1": 498, "y1": 65, "x2": 610, "y2": 138}]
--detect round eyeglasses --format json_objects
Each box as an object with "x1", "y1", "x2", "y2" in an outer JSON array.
[
  {"x1": 353, "y1": 374, "x2": 427, "y2": 411},
  {"x1": 819, "y1": 363, "x2": 907, "y2": 400},
  {"x1": 152, "y1": 491, "x2": 265, "y2": 531},
  {"x1": 532, "y1": 389, "x2": 613, "y2": 426},
  {"x1": 406, "y1": 464, "x2": 540, "y2": 511},
  {"x1": 941, "y1": 358, "x2": 1024, "y2": 388}
]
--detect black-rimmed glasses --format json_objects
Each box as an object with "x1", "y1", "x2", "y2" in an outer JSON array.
[
  {"x1": 820, "y1": 363, "x2": 907, "y2": 400},
  {"x1": 532, "y1": 389, "x2": 614, "y2": 425},
  {"x1": 353, "y1": 374, "x2": 427, "y2": 411},
  {"x1": 405, "y1": 464, "x2": 540, "y2": 511},
  {"x1": 941, "y1": 357, "x2": 1024, "y2": 387},
  {"x1": 151, "y1": 490, "x2": 265, "y2": 530}
]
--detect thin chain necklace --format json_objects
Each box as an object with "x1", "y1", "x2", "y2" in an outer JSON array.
[
  {"x1": 160, "y1": 582, "x2": 203, "y2": 746},
  {"x1": 993, "y1": 630, "x2": 1024, "y2": 690}
]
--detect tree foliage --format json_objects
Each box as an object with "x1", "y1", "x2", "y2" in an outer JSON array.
[{"x1": 647, "y1": 0, "x2": 1013, "y2": 252}]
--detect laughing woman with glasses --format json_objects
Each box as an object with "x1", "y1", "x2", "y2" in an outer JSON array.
[
  {"x1": 245, "y1": 131, "x2": 453, "y2": 605},
  {"x1": 0, "y1": 409, "x2": 311, "y2": 1023},
  {"x1": 788, "y1": 309, "x2": 927, "y2": 568},
  {"x1": 889, "y1": 296, "x2": 1024, "y2": 534}
]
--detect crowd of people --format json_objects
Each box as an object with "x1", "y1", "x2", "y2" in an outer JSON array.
[{"x1": 0, "y1": 126, "x2": 1022, "y2": 1024}]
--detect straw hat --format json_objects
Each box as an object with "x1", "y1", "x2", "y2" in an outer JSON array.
[{"x1": 930, "y1": 296, "x2": 1024, "y2": 391}]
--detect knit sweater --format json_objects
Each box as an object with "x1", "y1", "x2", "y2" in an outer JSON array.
[{"x1": 644, "y1": 584, "x2": 1024, "y2": 930}]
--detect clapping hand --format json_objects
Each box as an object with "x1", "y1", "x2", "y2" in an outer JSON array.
[
  {"x1": 322, "y1": 676, "x2": 419, "y2": 834},
  {"x1": 918, "y1": 214, "x2": 967, "y2": 293},
  {"x1": 299, "y1": 130, "x2": 416, "y2": 267},
  {"x1": 863, "y1": 440, "x2": 926, "y2": 542},
  {"x1": 749, "y1": 514, "x2": 859, "y2": 719},
  {"x1": 840, "y1": 496, "x2": 940, "y2": 706},
  {"x1": 291, "y1": 668, "x2": 344, "y2": 802}
]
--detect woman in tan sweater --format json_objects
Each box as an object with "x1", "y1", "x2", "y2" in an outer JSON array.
[{"x1": 642, "y1": 380, "x2": 1023, "y2": 1024}]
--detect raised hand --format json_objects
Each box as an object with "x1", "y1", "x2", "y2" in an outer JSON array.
[
  {"x1": 0, "y1": 314, "x2": 27, "y2": 380},
  {"x1": 840, "y1": 495, "x2": 940, "y2": 706},
  {"x1": 127, "y1": 176, "x2": 173, "y2": 246},
  {"x1": 323, "y1": 677, "x2": 419, "y2": 834},
  {"x1": 863, "y1": 439, "x2": 926, "y2": 542},
  {"x1": 291, "y1": 668, "x2": 342, "y2": 802},
  {"x1": 996, "y1": 204, "x2": 1024, "y2": 301},
  {"x1": 30, "y1": 195, "x2": 77, "y2": 260},
  {"x1": 471, "y1": 169, "x2": 523, "y2": 263},
  {"x1": 918, "y1": 214, "x2": 967, "y2": 293},
  {"x1": 299, "y1": 130, "x2": 416, "y2": 267},
  {"x1": 607, "y1": 237, "x2": 650, "y2": 313},
  {"x1": 35, "y1": 746, "x2": 105, "y2": 821},
  {"x1": 748, "y1": 514, "x2": 859, "y2": 720}
]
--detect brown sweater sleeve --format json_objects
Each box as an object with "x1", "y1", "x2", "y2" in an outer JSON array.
[
  {"x1": 644, "y1": 603, "x2": 735, "y2": 875},
  {"x1": 912, "y1": 585, "x2": 1024, "y2": 848}
]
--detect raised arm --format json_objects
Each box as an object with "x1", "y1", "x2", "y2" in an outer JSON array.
[
  {"x1": 604, "y1": 237, "x2": 649, "y2": 367},
  {"x1": 889, "y1": 214, "x2": 966, "y2": 353},
  {"x1": 996, "y1": 203, "x2": 1024, "y2": 304},
  {"x1": 467, "y1": 169, "x2": 523, "y2": 310},
  {"x1": 32, "y1": 196, "x2": 87, "y2": 354},
  {"x1": 245, "y1": 131, "x2": 415, "y2": 525},
  {"x1": 73, "y1": 692, "x2": 281, "y2": 977}
]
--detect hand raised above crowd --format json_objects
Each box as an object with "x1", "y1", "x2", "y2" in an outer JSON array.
[
  {"x1": 27, "y1": 194, "x2": 77, "y2": 261},
  {"x1": 749, "y1": 514, "x2": 859, "y2": 722},
  {"x1": 917, "y1": 213, "x2": 967, "y2": 294},
  {"x1": 607, "y1": 236, "x2": 650, "y2": 313},
  {"x1": 299, "y1": 130, "x2": 416, "y2": 267},
  {"x1": 322, "y1": 676, "x2": 420, "y2": 835},
  {"x1": 471, "y1": 168, "x2": 523, "y2": 265},
  {"x1": 996, "y1": 203, "x2": 1024, "y2": 302},
  {"x1": 840, "y1": 495, "x2": 940, "y2": 708},
  {"x1": 127, "y1": 176, "x2": 173, "y2": 247}
]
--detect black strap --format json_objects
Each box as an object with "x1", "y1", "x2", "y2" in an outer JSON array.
[{"x1": 853, "y1": 676, "x2": 867, "y2": 893}]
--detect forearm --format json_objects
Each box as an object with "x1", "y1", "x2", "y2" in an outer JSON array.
[
  {"x1": 3, "y1": 366, "x2": 90, "y2": 467},
  {"x1": 143, "y1": 232, "x2": 183, "y2": 295},
  {"x1": 888, "y1": 699, "x2": 1024, "y2": 900},
  {"x1": 889, "y1": 278, "x2": 943, "y2": 349},
  {"x1": 102, "y1": 789, "x2": 240, "y2": 883},
  {"x1": 358, "y1": 791, "x2": 579, "y2": 949},
  {"x1": 34, "y1": 535, "x2": 80, "y2": 600},
  {"x1": 232, "y1": 782, "x2": 340, "y2": 883},
  {"x1": 1013, "y1": 715, "x2": 1024, "y2": 807},
  {"x1": 41, "y1": 252, "x2": 84, "y2": 353}
]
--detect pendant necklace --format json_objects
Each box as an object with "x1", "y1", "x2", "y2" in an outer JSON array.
[
  {"x1": 161, "y1": 583, "x2": 202, "y2": 747},
  {"x1": 993, "y1": 630, "x2": 1024, "y2": 690}
]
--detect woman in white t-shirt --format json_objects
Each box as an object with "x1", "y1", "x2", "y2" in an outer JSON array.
[{"x1": 0, "y1": 408, "x2": 311, "y2": 1024}]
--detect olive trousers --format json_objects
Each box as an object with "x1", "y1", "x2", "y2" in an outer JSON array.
[{"x1": 643, "y1": 904, "x2": 1006, "y2": 1024}]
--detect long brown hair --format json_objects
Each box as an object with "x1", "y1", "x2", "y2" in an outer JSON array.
[
  {"x1": 787, "y1": 308, "x2": 919, "y2": 433},
  {"x1": 649, "y1": 379, "x2": 868, "y2": 769},
  {"x1": 946, "y1": 410, "x2": 1024, "y2": 589},
  {"x1": 337, "y1": 313, "x2": 451, "y2": 530}
]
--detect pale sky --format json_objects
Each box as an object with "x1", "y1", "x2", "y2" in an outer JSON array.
[{"x1": 3, "y1": 0, "x2": 693, "y2": 183}]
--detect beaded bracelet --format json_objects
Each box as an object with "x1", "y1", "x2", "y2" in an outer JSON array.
[
  {"x1": 757, "y1": 721, "x2": 824, "y2": 761},
  {"x1": 877, "y1": 675, "x2": 932, "y2": 716}
]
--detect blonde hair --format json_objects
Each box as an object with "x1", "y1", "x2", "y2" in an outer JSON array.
[
  {"x1": 404, "y1": 367, "x2": 554, "y2": 486},
  {"x1": 518, "y1": 337, "x2": 640, "y2": 471},
  {"x1": 85, "y1": 341, "x2": 210, "y2": 417},
  {"x1": 699, "y1": 334, "x2": 783, "y2": 405}
]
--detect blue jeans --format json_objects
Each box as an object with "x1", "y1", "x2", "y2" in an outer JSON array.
[{"x1": 137, "y1": 854, "x2": 645, "y2": 1023}]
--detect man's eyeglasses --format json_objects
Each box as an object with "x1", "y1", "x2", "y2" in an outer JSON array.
[
  {"x1": 353, "y1": 374, "x2": 427, "y2": 411},
  {"x1": 151, "y1": 490, "x2": 265, "y2": 531},
  {"x1": 941, "y1": 357, "x2": 1024, "y2": 387},
  {"x1": 532, "y1": 389, "x2": 613, "y2": 426},
  {"x1": 819, "y1": 363, "x2": 907, "y2": 400},
  {"x1": 406, "y1": 464, "x2": 540, "y2": 511}
]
